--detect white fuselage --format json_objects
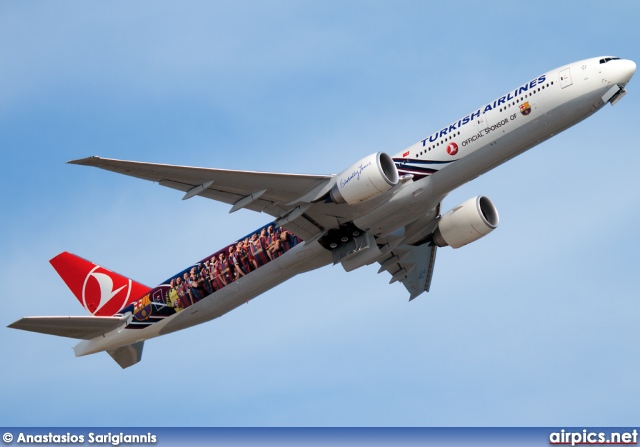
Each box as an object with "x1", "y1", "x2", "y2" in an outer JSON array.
[{"x1": 74, "y1": 56, "x2": 636, "y2": 357}]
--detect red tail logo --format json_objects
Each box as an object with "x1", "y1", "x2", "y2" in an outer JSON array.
[{"x1": 50, "y1": 252, "x2": 151, "y2": 316}]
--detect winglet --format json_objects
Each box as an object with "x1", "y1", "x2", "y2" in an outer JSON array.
[{"x1": 50, "y1": 252, "x2": 151, "y2": 316}]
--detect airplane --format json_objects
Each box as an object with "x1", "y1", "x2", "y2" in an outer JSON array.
[{"x1": 9, "y1": 56, "x2": 636, "y2": 368}]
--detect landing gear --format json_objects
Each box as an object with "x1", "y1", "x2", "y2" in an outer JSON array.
[{"x1": 318, "y1": 222, "x2": 371, "y2": 264}]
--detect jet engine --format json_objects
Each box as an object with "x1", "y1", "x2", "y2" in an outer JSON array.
[
  {"x1": 432, "y1": 196, "x2": 499, "y2": 248},
  {"x1": 329, "y1": 152, "x2": 399, "y2": 205}
]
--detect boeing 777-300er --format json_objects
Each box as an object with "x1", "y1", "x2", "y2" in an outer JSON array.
[{"x1": 9, "y1": 56, "x2": 636, "y2": 368}]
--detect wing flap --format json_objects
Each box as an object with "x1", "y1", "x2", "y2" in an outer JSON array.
[
  {"x1": 379, "y1": 242, "x2": 438, "y2": 300},
  {"x1": 7, "y1": 315, "x2": 129, "y2": 340},
  {"x1": 157, "y1": 178, "x2": 268, "y2": 210}
]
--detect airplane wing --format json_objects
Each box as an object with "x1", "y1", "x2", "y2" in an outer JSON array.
[
  {"x1": 69, "y1": 156, "x2": 337, "y2": 240},
  {"x1": 8, "y1": 315, "x2": 129, "y2": 340},
  {"x1": 378, "y1": 242, "x2": 438, "y2": 300},
  {"x1": 69, "y1": 156, "x2": 334, "y2": 215}
]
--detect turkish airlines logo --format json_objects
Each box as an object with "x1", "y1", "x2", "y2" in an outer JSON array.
[
  {"x1": 446, "y1": 142, "x2": 459, "y2": 156},
  {"x1": 82, "y1": 266, "x2": 132, "y2": 316}
]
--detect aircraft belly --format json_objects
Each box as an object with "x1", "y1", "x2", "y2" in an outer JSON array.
[
  {"x1": 73, "y1": 241, "x2": 332, "y2": 355},
  {"x1": 73, "y1": 318, "x2": 168, "y2": 356},
  {"x1": 158, "y1": 240, "x2": 331, "y2": 335}
]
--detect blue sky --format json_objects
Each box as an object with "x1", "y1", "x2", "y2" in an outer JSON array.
[{"x1": 1, "y1": 1, "x2": 639, "y2": 427}]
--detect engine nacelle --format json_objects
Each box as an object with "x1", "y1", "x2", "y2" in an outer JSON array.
[
  {"x1": 432, "y1": 196, "x2": 499, "y2": 248},
  {"x1": 329, "y1": 152, "x2": 399, "y2": 205}
]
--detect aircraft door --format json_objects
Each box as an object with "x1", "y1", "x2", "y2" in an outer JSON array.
[{"x1": 559, "y1": 68, "x2": 573, "y2": 88}]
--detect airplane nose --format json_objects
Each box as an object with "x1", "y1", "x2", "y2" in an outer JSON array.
[{"x1": 617, "y1": 59, "x2": 636, "y2": 84}]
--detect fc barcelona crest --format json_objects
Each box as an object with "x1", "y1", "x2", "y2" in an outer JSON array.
[
  {"x1": 134, "y1": 295, "x2": 153, "y2": 321},
  {"x1": 520, "y1": 101, "x2": 531, "y2": 116}
]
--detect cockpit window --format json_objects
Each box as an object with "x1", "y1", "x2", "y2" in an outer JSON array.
[{"x1": 600, "y1": 57, "x2": 621, "y2": 64}]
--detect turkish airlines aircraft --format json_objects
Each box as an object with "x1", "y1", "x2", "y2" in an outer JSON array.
[{"x1": 9, "y1": 56, "x2": 636, "y2": 368}]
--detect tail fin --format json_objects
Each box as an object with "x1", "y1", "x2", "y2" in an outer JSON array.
[{"x1": 50, "y1": 252, "x2": 151, "y2": 316}]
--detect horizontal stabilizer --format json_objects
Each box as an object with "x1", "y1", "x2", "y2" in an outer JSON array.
[
  {"x1": 107, "y1": 341, "x2": 144, "y2": 369},
  {"x1": 7, "y1": 315, "x2": 129, "y2": 340}
]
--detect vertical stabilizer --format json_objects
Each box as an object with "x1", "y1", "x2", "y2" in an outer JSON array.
[{"x1": 50, "y1": 252, "x2": 151, "y2": 316}]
